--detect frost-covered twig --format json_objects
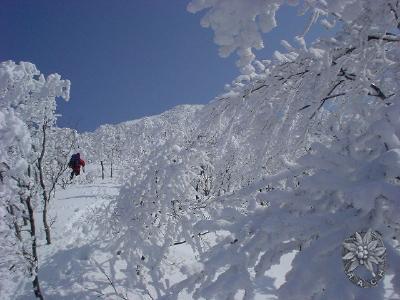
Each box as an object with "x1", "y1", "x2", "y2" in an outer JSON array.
[{"x1": 91, "y1": 258, "x2": 128, "y2": 300}]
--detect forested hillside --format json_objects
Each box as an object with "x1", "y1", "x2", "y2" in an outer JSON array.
[{"x1": 1, "y1": 0, "x2": 399, "y2": 299}]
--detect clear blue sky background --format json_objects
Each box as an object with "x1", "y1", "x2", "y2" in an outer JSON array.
[{"x1": 0, "y1": 1, "x2": 330, "y2": 132}]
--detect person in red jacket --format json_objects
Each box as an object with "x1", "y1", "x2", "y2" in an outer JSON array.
[{"x1": 69, "y1": 153, "x2": 85, "y2": 180}]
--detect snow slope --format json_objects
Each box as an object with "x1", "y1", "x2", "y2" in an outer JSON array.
[
  {"x1": 7, "y1": 103, "x2": 302, "y2": 299},
  {"x1": 11, "y1": 179, "x2": 295, "y2": 300},
  {"x1": 4, "y1": 3, "x2": 400, "y2": 295},
  {"x1": 13, "y1": 169, "x2": 120, "y2": 299},
  {"x1": 7, "y1": 87, "x2": 400, "y2": 299}
]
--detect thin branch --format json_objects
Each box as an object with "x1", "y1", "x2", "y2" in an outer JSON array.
[
  {"x1": 173, "y1": 240, "x2": 187, "y2": 246},
  {"x1": 310, "y1": 80, "x2": 345, "y2": 119},
  {"x1": 338, "y1": 68, "x2": 356, "y2": 81},
  {"x1": 250, "y1": 84, "x2": 267, "y2": 93},
  {"x1": 172, "y1": 231, "x2": 210, "y2": 246},
  {"x1": 92, "y1": 259, "x2": 128, "y2": 300},
  {"x1": 369, "y1": 83, "x2": 387, "y2": 100},
  {"x1": 332, "y1": 47, "x2": 356, "y2": 65},
  {"x1": 321, "y1": 92, "x2": 346, "y2": 101},
  {"x1": 368, "y1": 34, "x2": 400, "y2": 42},
  {"x1": 298, "y1": 104, "x2": 311, "y2": 111}
]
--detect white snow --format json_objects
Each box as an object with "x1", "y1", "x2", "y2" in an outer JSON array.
[
  {"x1": 2, "y1": 0, "x2": 400, "y2": 299},
  {"x1": 13, "y1": 174, "x2": 121, "y2": 299}
]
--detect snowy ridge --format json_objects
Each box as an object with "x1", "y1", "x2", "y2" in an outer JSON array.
[
  {"x1": 94, "y1": 2, "x2": 400, "y2": 297},
  {"x1": 79, "y1": 104, "x2": 203, "y2": 181},
  {"x1": 54, "y1": 20, "x2": 400, "y2": 297},
  {"x1": 2, "y1": 0, "x2": 400, "y2": 299}
]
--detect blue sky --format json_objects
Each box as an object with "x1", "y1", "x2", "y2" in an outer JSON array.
[{"x1": 1, "y1": 1, "x2": 330, "y2": 132}]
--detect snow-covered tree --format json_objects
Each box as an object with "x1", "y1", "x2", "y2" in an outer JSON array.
[
  {"x1": 0, "y1": 60, "x2": 70, "y2": 299},
  {"x1": 101, "y1": 1, "x2": 400, "y2": 299},
  {"x1": 3, "y1": 0, "x2": 398, "y2": 298},
  {"x1": 0, "y1": 76, "x2": 32, "y2": 298},
  {"x1": 187, "y1": 0, "x2": 282, "y2": 75}
]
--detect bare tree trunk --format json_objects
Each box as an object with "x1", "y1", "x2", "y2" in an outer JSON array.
[
  {"x1": 25, "y1": 195, "x2": 44, "y2": 300},
  {"x1": 42, "y1": 199, "x2": 50, "y2": 244},
  {"x1": 101, "y1": 161, "x2": 104, "y2": 180},
  {"x1": 37, "y1": 122, "x2": 51, "y2": 245},
  {"x1": 7, "y1": 204, "x2": 22, "y2": 241},
  {"x1": 10, "y1": 166, "x2": 44, "y2": 298},
  {"x1": 22, "y1": 197, "x2": 28, "y2": 226},
  {"x1": 110, "y1": 160, "x2": 113, "y2": 178}
]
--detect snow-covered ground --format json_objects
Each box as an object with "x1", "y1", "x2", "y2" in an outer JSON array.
[
  {"x1": 2, "y1": 1, "x2": 400, "y2": 299},
  {"x1": 12, "y1": 175, "x2": 120, "y2": 300},
  {"x1": 8, "y1": 171, "x2": 297, "y2": 300}
]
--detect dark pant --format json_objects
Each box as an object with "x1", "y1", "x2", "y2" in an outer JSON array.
[{"x1": 70, "y1": 168, "x2": 80, "y2": 179}]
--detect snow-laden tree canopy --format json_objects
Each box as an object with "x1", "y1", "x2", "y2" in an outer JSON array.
[
  {"x1": 0, "y1": 61, "x2": 70, "y2": 296},
  {"x1": 91, "y1": 0, "x2": 400, "y2": 299},
  {"x1": 0, "y1": 60, "x2": 70, "y2": 227},
  {"x1": 2, "y1": 0, "x2": 399, "y2": 298},
  {"x1": 188, "y1": 0, "x2": 400, "y2": 77}
]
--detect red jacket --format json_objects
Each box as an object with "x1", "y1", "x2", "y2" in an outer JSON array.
[{"x1": 73, "y1": 159, "x2": 85, "y2": 171}]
